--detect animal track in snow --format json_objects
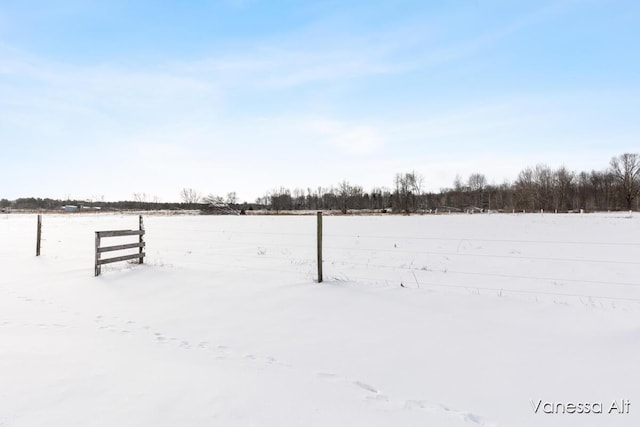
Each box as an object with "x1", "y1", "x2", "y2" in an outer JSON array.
[
  {"x1": 353, "y1": 381, "x2": 378, "y2": 394},
  {"x1": 404, "y1": 400, "x2": 498, "y2": 426},
  {"x1": 313, "y1": 373, "x2": 497, "y2": 426},
  {"x1": 316, "y1": 372, "x2": 339, "y2": 380}
]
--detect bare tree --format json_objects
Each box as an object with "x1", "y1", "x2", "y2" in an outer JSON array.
[
  {"x1": 370, "y1": 187, "x2": 392, "y2": 210},
  {"x1": 467, "y1": 173, "x2": 486, "y2": 208},
  {"x1": 180, "y1": 188, "x2": 201, "y2": 205},
  {"x1": 515, "y1": 167, "x2": 535, "y2": 211},
  {"x1": 575, "y1": 171, "x2": 591, "y2": 211},
  {"x1": 337, "y1": 181, "x2": 350, "y2": 213},
  {"x1": 453, "y1": 174, "x2": 464, "y2": 192},
  {"x1": 553, "y1": 166, "x2": 574, "y2": 212},
  {"x1": 467, "y1": 173, "x2": 486, "y2": 192},
  {"x1": 394, "y1": 171, "x2": 424, "y2": 214},
  {"x1": 133, "y1": 192, "x2": 150, "y2": 209},
  {"x1": 291, "y1": 189, "x2": 305, "y2": 210},
  {"x1": 494, "y1": 180, "x2": 514, "y2": 211},
  {"x1": 204, "y1": 194, "x2": 224, "y2": 205},
  {"x1": 255, "y1": 193, "x2": 270, "y2": 206},
  {"x1": 589, "y1": 170, "x2": 615, "y2": 210},
  {"x1": 270, "y1": 187, "x2": 293, "y2": 212},
  {"x1": 337, "y1": 181, "x2": 364, "y2": 213},
  {"x1": 226, "y1": 192, "x2": 238, "y2": 205},
  {"x1": 533, "y1": 164, "x2": 554, "y2": 211},
  {"x1": 610, "y1": 153, "x2": 640, "y2": 210}
]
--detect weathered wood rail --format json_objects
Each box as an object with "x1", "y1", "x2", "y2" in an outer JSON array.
[{"x1": 95, "y1": 216, "x2": 145, "y2": 276}]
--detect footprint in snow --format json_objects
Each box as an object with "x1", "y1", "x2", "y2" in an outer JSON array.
[
  {"x1": 404, "y1": 400, "x2": 496, "y2": 426},
  {"x1": 314, "y1": 374, "x2": 495, "y2": 426},
  {"x1": 215, "y1": 345, "x2": 230, "y2": 354},
  {"x1": 353, "y1": 381, "x2": 378, "y2": 394},
  {"x1": 316, "y1": 372, "x2": 339, "y2": 380}
]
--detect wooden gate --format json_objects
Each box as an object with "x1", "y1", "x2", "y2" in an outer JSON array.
[{"x1": 95, "y1": 216, "x2": 145, "y2": 276}]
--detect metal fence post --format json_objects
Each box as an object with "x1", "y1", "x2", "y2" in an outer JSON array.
[{"x1": 317, "y1": 211, "x2": 323, "y2": 283}]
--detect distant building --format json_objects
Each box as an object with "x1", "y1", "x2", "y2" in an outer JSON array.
[{"x1": 62, "y1": 205, "x2": 78, "y2": 212}]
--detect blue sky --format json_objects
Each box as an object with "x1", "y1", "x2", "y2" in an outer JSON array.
[{"x1": 1, "y1": 0, "x2": 639, "y2": 202}]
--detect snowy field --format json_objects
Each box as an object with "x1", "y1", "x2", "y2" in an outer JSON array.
[{"x1": 1, "y1": 212, "x2": 640, "y2": 427}]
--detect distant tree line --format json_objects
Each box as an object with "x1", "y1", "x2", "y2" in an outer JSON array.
[
  {"x1": 1, "y1": 197, "x2": 209, "y2": 211},
  {"x1": 256, "y1": 153, "x2": 640, "y2": 213},
  {"x1": 3, "y1": 153, "x2": 639, "y2": 213},
  {"x1": 441, "y1": 153, "x2": 640, "y2": 212},
  {"x1": 257, "y1": 172, "x2": 422, "y2": 214}
]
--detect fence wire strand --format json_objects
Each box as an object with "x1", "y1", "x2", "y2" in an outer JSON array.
[
  {"x1": 323, "y1": 259, "x2": 640, "y2": 289},
  {"x1": 324, "y1": 233, "x2": 640, "y2": 247},
  {"x1": 327, "y1": 274, "x2": 640, "y2": 303},
  {"x1": 14, "y1": 214, "x2": 640, "y2": 304},
  {"x1": 323, "y1": 245, "x2": 640, "y2": 265}
]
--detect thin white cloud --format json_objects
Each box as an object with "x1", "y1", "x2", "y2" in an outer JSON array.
[
  {"x1": 329, "y1": 126, "x2": 384, "y2": 155},
  {"x1": 304, "y1": 118, "x2": 384, "y2": 155},
  {"x1": 399, "y1": 0, "x2": 578, "y2": 69},
  {"x1": 165, "y1": 45, "x2": 407, "y2": 90},
  {"x1": 0, "y1": 0, "x2": 637, "y2": 203}
]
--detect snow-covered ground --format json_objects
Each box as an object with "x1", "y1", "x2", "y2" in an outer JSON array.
[{"x1": 1, "y1": 212, "x2": 639, "y2": 427}]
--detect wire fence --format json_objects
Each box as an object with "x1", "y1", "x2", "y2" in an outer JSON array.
[
  {"x1": 3, "y1": 212, "x2": 640, "y2": 306},
  {"x1": 318, "y1": 216, "x2": 640, "y2": 305}
]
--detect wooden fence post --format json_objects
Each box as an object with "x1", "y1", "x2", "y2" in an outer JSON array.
[
  {"x1": 95, "y1": 232, "x2": 101, "y2": 277},
  {"x1": 317, "y1": 211, "x2": 323, "y2": 283},
  {"x1": 139, "y1": 215, "x2": 144, "y2": 264},
  {"x1": 36, "y1": 214, "x2": 42, "y2": 256}
]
